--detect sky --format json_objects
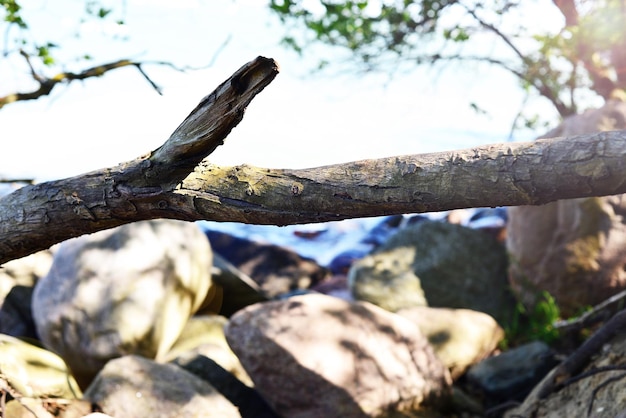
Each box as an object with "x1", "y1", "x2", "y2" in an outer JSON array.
[{"x1": 0, "y1": 0, "x2": 563, "y2": 182}]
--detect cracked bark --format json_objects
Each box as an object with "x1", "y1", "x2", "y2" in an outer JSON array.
[{"x1": 1, "y1": 57, "x2": 626, "y2": 265}]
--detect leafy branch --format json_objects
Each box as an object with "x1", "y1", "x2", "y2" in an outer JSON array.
[{"x1": 0, "y1": 51, "x2": 175, "y2": 109}]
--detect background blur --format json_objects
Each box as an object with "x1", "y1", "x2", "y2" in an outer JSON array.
[{"x1": 0, "y1": 0, "x2": 564, "y2": 181}]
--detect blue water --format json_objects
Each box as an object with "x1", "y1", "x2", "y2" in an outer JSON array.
[
  {"x1": 199, "y1": 217, "x2": 388, "y2": 267},
  {"x1": 199, "y1": 207, "x2": 506, "y2": 269}
]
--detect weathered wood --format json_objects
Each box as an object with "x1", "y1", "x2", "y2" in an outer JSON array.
[
  {"x1": 1, "y1": 56, "x2": 626, "y2": 265},
  {"x1": 0, "y1": 56, "x2": 279, "y2": 264},
  {"x1": 178, "y1": 131, "x2": 626, "y2": 224}
]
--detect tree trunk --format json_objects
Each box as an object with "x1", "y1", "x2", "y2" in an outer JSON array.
[{"x1": 1, "y1": 56, "x2": 626, "y2": 265}]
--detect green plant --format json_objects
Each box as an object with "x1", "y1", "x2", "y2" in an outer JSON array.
[{"x1": 501, "y1": 290, "x2": 561, "y2": 350}]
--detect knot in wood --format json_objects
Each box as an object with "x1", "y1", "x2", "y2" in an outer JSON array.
[{"x1": 291, "y1": 182, "x2": 303, "y2": 196}]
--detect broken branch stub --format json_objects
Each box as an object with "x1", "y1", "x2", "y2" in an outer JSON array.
[
  {"x1": 145, "y1": 56, "x2": 279, "y2": 189},
  {"x1": 0, "y1": 56, "x2": 279, "y2": 264}
]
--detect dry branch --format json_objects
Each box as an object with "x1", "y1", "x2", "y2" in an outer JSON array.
[
  {"x1": 1, "y1": 55, "x2": 173, "y2": 109},
  {"x1": 1, "y1": 56, "x2": 626, "y2": 265},
  {"x1": 0, "y1": 56, "x2": 279, "y2": 264},
  {"x1": 536, "y1": 309, "x2": 626, "y2": 399},
  {"x1": 179, "y1": 131, "x2": 626, "y2": 225}
]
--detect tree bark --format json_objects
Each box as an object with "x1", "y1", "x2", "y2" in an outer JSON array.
[{"x1": 2, "y1": 56, "x2": 626, "y2": 265}]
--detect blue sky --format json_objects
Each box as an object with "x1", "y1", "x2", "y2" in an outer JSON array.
[{"x1": 1, "y1": 0, "x2": 563, "y2": 181}]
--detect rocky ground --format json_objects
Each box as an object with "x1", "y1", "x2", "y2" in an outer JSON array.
[{"x1": 1, "y1": 212, "x2": 625, "y2": 417}]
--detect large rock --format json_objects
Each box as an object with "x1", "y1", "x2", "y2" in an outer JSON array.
[
  {"x1": 205, "y1": 230, "x2": 329, "y2": 298},
  {"x1": 32, "y1": 220, "x2": 213, "y2": 388},
  {"x1": 84, "y1": 355, "x2": 241, "y2": 418},
  {"x1": 350, "y1": 220, "x2": 515, "y2": 324},
  {"x1": 225, "y1": 293, "x2": 452, "y2": 418},
  {"x1": 507, "y1": 100, "x2": 626, "y2": 316},
  {"x1": 397, "y1": 307, "x2": 504, "y2": 379}
]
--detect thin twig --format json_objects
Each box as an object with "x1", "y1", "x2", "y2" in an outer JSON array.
[
  {"x1": 0, "y1": 55, "x2": 196, "y2": 109},
  {"x1": 461, "y1": 4, "x2": 526, "y2": 62},
  {"x1": 537, "y1": 309, "x2": 626, "y2": 399},
  {"x1": 554, "y1": 289, "x2": 626, "y2": 336},
  {"x1": 18, "y1": 49, "x2": 44, "y2": 82},
  {"x1": 133, "y1": 63, "x2": 162, "y2": 95},
  {"x1": 561, "y1": 365, "x2": 626, "y2": 387},
  {"x1": 587, "y1": 372, "x2": 626, "y2": 417},
  {"x1": 0, "y1": 178, "x2": 34, "y2": 184}
]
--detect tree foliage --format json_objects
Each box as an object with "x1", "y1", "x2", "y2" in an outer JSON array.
[
  {"x1": 269, "y1": 0, "x2": 626, "y2": 125},
  {"x1": 0, "y1": 0, "x2": 171, "y2": 108},
  {"x1": 1, "y1": 0, "x2": 124, "y2": 69}
]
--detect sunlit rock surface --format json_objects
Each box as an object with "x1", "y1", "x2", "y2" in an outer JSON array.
[
  {"x1": 225, "y1": 293, "x2": 452, "y2": 418},
  {"x1": 33, "y1": 219, "x2": 213, "y2": 388}
]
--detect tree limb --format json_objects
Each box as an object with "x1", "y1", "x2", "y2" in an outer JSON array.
[
  {"x1": 177, "y1": 131, "x2": 626, "y2": 225},
  {"x1": 0, "y1": 55, "x2": 280, "y2": 264},
  {"x1": 2, "y1": 57, "x2": 626, "y2": 265},
  {"x1": 417, "y1": 53, "x2": 574, "y2": 118},
  {"x1": 460, "y1": 4, "x2": 576, "y2": 117},
  {"x1": 0, "y1": 53, "x2": 187, "y2": 109}
]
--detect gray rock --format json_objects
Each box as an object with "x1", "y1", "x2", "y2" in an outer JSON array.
[
  {"x1": 466, "y1": 341, "x2": 558, "y2": 404},
  {"x1": 32, "y1": 220, "x2": 213, "y2": 388},
  {"x1": 350, "y1": 220, "x2": 515, "y2": 324},
  {"x1": 84, "y1": 355, "x2": 240, "y2": 418},
  {"x1": 349, "y1": 246, "x2": 428, "y2": 311},
  {"x1": 225, "y1": 293, "x2": 452, "y2": 418},
  {"x1": 204, "y1": 230, "x2": 329, "y2": 298},
  {"x1": 397, "y1": 307, "x2": 504, "y2": 379}
]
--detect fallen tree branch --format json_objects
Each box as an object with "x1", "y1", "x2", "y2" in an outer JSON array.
[
  {"x1": 1, "y1": 56, "x2": 626, "y2": 265},
  {"x1": 0, "y1": 56, "x2": 280, "y2": 264},
  {"x1": 179, "y1": 131, "x2": 626, "y2": 225}
]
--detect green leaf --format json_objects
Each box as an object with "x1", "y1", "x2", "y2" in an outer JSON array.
[
  {"x1": 36, "y1": 43, "x2": 57, "y2": 66},
  {"x1": 281, "y1": 36, "x2": 303, "y2": 54},
  {"x1": 98, "y1": 7, "x2": 111, "y2": 18},
  {"x1": 1, "y1": 0, "x2": 27, "y2": 28}
]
